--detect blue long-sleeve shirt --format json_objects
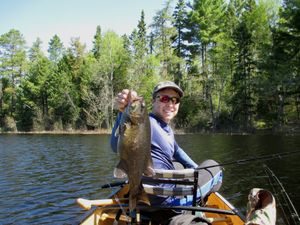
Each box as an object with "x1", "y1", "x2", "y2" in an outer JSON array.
[
  {"x1": 110, "y1": 112, "x2": 198, "y2": 170},
  {"x1": 110, "y1": 112, "x2": 222, "y2": 206}
]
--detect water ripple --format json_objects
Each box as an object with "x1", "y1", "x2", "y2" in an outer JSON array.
[{"x1": 0, "y1": 134, "x2": 299, "y2": 224}]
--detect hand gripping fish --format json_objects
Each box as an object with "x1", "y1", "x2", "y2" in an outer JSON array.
[{"x1": 114, "y1": 92, "x2": 155, "y2": 211}]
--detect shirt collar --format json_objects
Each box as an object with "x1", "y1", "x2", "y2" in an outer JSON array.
[{"x1": 149, "y1": 113, "x2": 171, "y2": 133}]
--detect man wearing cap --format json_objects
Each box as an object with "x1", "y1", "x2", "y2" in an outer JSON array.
[{"x1": 110, "y1": 81, "x2": 222, "y2": 206}]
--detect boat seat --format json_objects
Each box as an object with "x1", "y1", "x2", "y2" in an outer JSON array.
[
  {"x1": 143, "y1": 160, "x2": 224, "y2": 203},
  {"x1": 151, "y1": 168, "x2": 196, "y2": 179},
  {"x1": 142, "y1": 168, "x2": 200, "y2": 207},
  {"x1": 143, "y1": 184, "x2": 194, "y2": 196}
]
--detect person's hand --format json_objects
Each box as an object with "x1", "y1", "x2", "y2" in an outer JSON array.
[{"x1": 115, "y1": 89, "x2": 137, "y2": 112}]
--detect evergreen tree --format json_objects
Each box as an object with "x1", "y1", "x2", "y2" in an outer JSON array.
[
  {"x1": 49, "y1": 38, "x2": 88, "y2": 129},
  {"x1": 18, "y1": 40, "x2": 52, "y2": 130},
  {"x1": 48, "y1": 34, "x2": 64, "y2": 63},
  {"x1": 126, "y1": 13, "x2": 161, "y2": 103},
  {"x1": 130, "y1": 11, "x2": 148, "y2": 61},
  {"x1": 172, "y1": 0, "x2": 189, "y2": 84},
  {"x1": 29, "y1": 38, "x2": 44, "y2": 62},
  {"x1": 173, "y1": 0, "x2": 188, "y2": 59},
  {"x1": 262, "y1": 0, "x2": 300, "y2": 129},
  {"x1": 0, "y1": 29, "x2": 27, "y2": 130},
  {"x1": 230, "y1": 0, "x2": 273, "y2": 131},
  {"x1": 137, "y1": 10, "x2": 148, "y2": 57},
  {"x1": 92, "y1": 25, "x2": 102, "y2": 60},
  {"x1": 150, "y1": 0, "x2": 177, "y2": 79},
  {"x1": 188, "y1": 0, "x2": 226, "y2": 130}
]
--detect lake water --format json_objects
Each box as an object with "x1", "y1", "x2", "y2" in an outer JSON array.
[{"x1": 0, "y1": 134, "x2": 299, "y2": 224}]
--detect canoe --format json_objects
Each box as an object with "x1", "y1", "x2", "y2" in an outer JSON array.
[{"x1": 76, "y1": 184, "x2": 245, "y2": 225}]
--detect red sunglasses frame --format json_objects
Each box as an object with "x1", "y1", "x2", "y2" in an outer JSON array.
[{"x1": 156, "y1": 95, "x2": 180, "y2": 104}]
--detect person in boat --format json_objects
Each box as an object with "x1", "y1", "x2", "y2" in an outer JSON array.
[{"x1": 110, "y1": 81, "x2": 223, "y2": 206}]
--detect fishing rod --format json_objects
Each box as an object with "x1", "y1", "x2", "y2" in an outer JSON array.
[
  {"x1": 100, "y1": 180, "x2": 128, "y2": 189},
  {"x1": 264, "y1": 164, "x2": 300, "y2": 225},
  {"x1": 99, "y1": 150, "x2": 300, "y2": 189},
  {"x1": 196, "y1": 150, "x2": 300, "y2": 171}
]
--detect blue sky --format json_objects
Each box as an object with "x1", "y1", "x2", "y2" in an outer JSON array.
[{"x1": 0, "y1": 0, "x2": 168, "y2": 51}]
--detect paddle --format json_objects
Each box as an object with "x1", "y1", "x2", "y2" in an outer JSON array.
[
  {"x1": 77, "y1": 197, "x2": 128, "y2": 210},
  {"x1": 98, "y1": 203, "x2": 237, "y2": 215},
  {"x1": 76, "y1": 198, "x2": 237, "y2": 215}
]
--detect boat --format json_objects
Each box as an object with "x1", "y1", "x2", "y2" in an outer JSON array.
[
  {"x1": 76, "y1": 183, "x2": 246, "y2": 225},
  {"x1": 76, "y1": 167, "x2": 247, "y2": 225},
  {"x1": 75, "y1": 166, "x2": 282, "y2": 225},
  {"x1": 75, "y1": 153, "x2": 300, "y2": 225}
]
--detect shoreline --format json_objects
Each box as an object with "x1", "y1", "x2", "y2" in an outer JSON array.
[
  {"x1": 0, "y1": 129, "x2": 111, "y2": 135},
  {"x1": 1, "y1": 128, "x2": 299, "y2": 135}
]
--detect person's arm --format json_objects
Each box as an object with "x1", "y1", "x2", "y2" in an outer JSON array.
[
  {"x1": 173, "y1": 143, "x2": 198, "y2": 168},
  {"x1": 110, "y1": 112, "x2": 122, "y2": 153},
  {"x1": 110, "y1": 89, "x2": 138, "y2": 152}
]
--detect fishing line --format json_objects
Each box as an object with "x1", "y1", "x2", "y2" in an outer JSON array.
[
  {"x1": 104, "y1": 179, "x2": 131, "y2": 224},
  {"x1": 264, "y1": 165, "x2": 300, "y2": 225},
  {"x1": 196, "y1": 150, "x2": 300, "y2": 171},
  {"x1": 99, "y1": 150, "x2": 300, "y2": 190}
]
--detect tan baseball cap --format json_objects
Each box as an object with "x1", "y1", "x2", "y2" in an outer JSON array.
[{"x1": 152, "y1": 81, "x2": 183, "y2": 98}]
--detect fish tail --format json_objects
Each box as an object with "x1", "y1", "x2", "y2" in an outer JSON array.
[
  {"x1": 129, "y1": 193, "x2": 137, "y2": 212},
  {"x1": 137, "y1": 188, "x2": 150, "y2": 206}
]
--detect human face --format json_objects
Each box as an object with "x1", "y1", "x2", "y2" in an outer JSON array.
[{"x1": 152, "y1": 89, "x2": 180, "y2": 123}]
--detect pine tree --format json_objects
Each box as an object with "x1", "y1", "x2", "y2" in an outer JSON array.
[
  {"x1": 0, "y1": 29, "x2": 27, "y2": 130},
  {"x1": 137, "y1": 10, "x2": 148, "y2": 58},
  {"x1": 150, "y1": 0, "x2": 177, "y2": 79},
  {"x1": 48, "y1": 34, "x2": 64, "y2": 63},
  {"x1": 92, "y1": 25, "x2": 102, "y2": 60},
  {"x1": 18, "y1": 39, "x2": 52, "y2": 130},
  {"x1": 188, "y1": 0, "x2": 226, "y2": 130},
  {"x1": 172, "y1": 0, "x2": 189, "y2": 84}
]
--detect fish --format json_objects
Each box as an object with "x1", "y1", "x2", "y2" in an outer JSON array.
[
  {"x1": 114, "y1": 91, "x2": 155, "y2": 211},
  {"x1": 245, "y1": 188, "x2": 276, "y2": 225}
]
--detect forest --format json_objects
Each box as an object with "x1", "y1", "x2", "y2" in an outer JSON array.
[{"x1": 0, "y1": 0, "x2": 299, "y2": 133}]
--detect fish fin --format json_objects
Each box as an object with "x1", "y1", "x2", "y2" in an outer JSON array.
[
  {"x1": 137, "y1": 189, "x2": 150, "y2": 206},
  {"x1": 143, "y1": 166, "x2": 156, "y2": 177},
  {"x1": 143, "y1": 158, "x2": 156, "y2": 177},
  {"x1": 118, "y1": 122, "x2": 130, "y2": 136},
  {"x1": 113, "y1": 168, "x2": 127, "y2": 178},
  {"x1": 113, "y1": 160, "x2": 128, "y2": 178}
]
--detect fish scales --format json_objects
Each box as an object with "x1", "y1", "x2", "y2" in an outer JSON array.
[{"x1": 114, "y1": 92, "x2": 155, "y2": 211}]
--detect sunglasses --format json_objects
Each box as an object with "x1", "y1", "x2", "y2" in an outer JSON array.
[{"x1": 156, "y1": 95, "x2": 180, "y2": 104}]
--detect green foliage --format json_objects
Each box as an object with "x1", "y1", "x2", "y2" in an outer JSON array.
[
  {"x1": 0, "y1": 29, "x2": 27, "y2": 128},
  {"x1": 150, "y1": 0, "x2": 177, "y2": 79},
  {"x1": 176, "y1": 94, "x2": 208, "y2": 129},
  {"x1": 92, "y1": 25, "x2": 102, "y2": 60},
  {"x1": 86, "y1": 31, "x2": 129, "y2": 129},
  {"x1": 1, "y1": 0, "x2": 299, "y2": 133},
  {"x1": 48, "y1": 34, "x2": 64, "y2": 63}
]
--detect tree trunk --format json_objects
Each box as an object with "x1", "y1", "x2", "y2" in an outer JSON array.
[{"x1": 277, "y1": 88, "x2": 285, "y2": 130}]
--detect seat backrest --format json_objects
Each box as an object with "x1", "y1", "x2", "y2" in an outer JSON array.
[{"x1": 142, "y1": 168, "x2": 199, "y2": 207}]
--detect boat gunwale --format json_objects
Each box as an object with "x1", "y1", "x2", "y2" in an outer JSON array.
[{"x1": 76, "y1": 187, "x2": 245, "y2": 225}]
